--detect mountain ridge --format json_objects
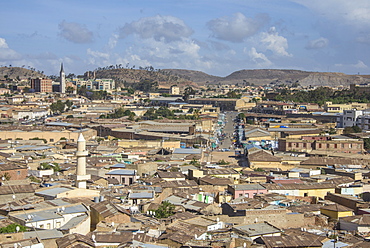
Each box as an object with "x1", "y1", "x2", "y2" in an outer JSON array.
[{"x1": 0, "y1": 66, "x2": 369, "y2": 88}]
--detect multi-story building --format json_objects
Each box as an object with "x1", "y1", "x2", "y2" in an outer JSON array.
[
  {"x1": 278, "y1": 135, "x2": 364, "y2": 154},
  {"x1": 336, "y1": 110, "x2": 363, "y2": 128},
  {"x1": 85, "y1": 79, "x2": 115, "y2": 91},
  {"x1": 30, "y1": 78, "x2": 52, "y2": 93}
]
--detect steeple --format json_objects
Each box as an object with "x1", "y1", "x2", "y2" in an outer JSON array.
[
  {"x1": 60, "y1": 62, "x2": 66, "y2": 94},
  {"x1": 60, "y1": 63, "x2": 64, "y2": 73}
]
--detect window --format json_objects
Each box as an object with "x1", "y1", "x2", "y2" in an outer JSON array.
[
  {"x1": 304, "y1": 193, "x2": 308, "y2": 197},
  {"x1": 245, "y1": 193, "x2": 249, "y2": 198},
  {"x1": 56, "y1": 222, "x2": 61, "y2": 228},
  {"x1": 39, "y1": 224, "x2": 44, "y2": 229},
  {"x1": 50, "y1": 139, "x2": 54, "y2": 142},
  {"x1": 47, "y1": 223, "x2": 51, "y2": 229},
  {"x1": 327, "y1": 144, "x2": 330, "y2": 148},
  {"x1": 349, "y1": 144, "x2": 352, "y2": 148},
  {"x1": 122, "y1": 177, "x2": 125, "y2": 183},
  {"x1": 334, "y1": 144, "x2": 338, "y2": 148},
  {"x1": 341, "y1": 144, "x2": 344, "y2": 148},
  {"x1": 17, "y1": 171, "x2": 20, "y2": 175},
  {"x1": 288, "y1": 143, "x2": 292, "y2": 147}
]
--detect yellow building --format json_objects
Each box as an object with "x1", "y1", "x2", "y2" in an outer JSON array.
[
  {"x1": 324, "y1": 101, "x2": 370, "y2": 113},
  {"x1": 320, "y1": 204, "x2": 353, "y2": 219},
  {"x1": 265, "y1": 183, "x2": 336, "y2": 199},
  {"x1": 235, "y1": 98, "x2": 256, "y2": 110}
]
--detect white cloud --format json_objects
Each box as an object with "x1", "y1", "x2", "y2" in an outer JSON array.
[
  {"x1": 354, "y1": 60, "x2": 368, "y2": 69},
  {"x1": 108, "y1": 34, "x2": 119, "y2": 49},
  {"x1": 306, "y1": 37, "x2": 329, "y2": 49},
  {"x1": 335, "y1": 60, "x2": 368, "y2": 69},
  {"x1": 247, "y1": 47, "x2": 272, "y2": 67},
  {"x1": 58, "y1": 21, "x2": 94, "y2": 44},
  {"x1": 119, "y1": 15, "x2": 193, "y2": 43},
  {"x1": 260, "y1": 27, "x2": 292, "y2": 57},
  {"x1": 0, "y1": 38, "x2": 9, "y2": 49},
  {"x1": 207, "y1": 12, "x2": 269, "y2": 42},
  {"x1": 86, "y1": 48, "x2": 110, "y2": 66},
  {"x1": 293, "y1": 0, "x2": 370, "y2": 28},
  {"x1": 0, "y1": 38, "x2": 20, "y2": 60}
]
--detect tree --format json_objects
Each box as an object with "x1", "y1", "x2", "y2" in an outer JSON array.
[
  {"x1": 0, "y1": 223, "x2": 27, "y2": 233},
  {"x1": 39, "y1": 162, "x2": 61, "y2": 172},
  {"x1": 154, "y1": 201, "x2": 175, "y2": 218},
  {"x1": 183, "y1": 86, "x2": 196, "y2": 101},
  {"x1": 343, "y1": 126, "x2": 362, "y2": 134},
  {"x1": 66, "y1": 86, "x2": 74, "y2": 93},
  {"x1": 364, "y1": 138, "x2": 370, "y2": 151}
]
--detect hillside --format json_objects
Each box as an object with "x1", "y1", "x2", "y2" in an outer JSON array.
[
  {"x1": 91, "y1": 68, "x2": 198, "y2": 88},
  {"x1": 0, "y1": 67, "x2": 45, "y2": 80},
  {"x1": 1, "y1": 66, "x2": 369, "y2": 88},
  {"x1": 168, "y1": 69, "x2": 370, "y2": 87}
]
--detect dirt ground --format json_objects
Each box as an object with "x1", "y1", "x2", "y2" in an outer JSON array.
[{"x1": 203, "y1": 151, "x2": 237, "y2": 165}]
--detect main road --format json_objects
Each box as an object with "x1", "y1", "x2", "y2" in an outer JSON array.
[{"x1": 218, "y1": 111, "x2": 238, "y2": 150}]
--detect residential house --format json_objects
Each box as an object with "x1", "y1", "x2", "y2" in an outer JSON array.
[
  {"x1": 105, "y1": 169, "x2": 137, "y2": 185},
  {"x1": 339, "y1": 214, "x2": 370, "y2": 233},
  {"x1": 264, "y1": 182, "x2": 337, "y2": 198},
  {"x1": 90, "y1": 200, "x2": 131, "y2": 231},
  {"x1": 9, "y1": 203, "x2": 90, "y2": 232},
  {"x1": 56, "y1": 233, "x2": 95, "y2": 248},
  {"x1": 0, "y1": 163, "x2": 28, "y2": 181},
  {"x1": 320, "y1": 204, "x2": 353, "y2": 220},
  {"x1": 233, "y1": 222, "x2": 282, "y2": 241},
  {"x1": 228, "y1": 184, "x2": 267, "y2": 199},
  {"x1": 247, "y1": 149, "x2": 284, "y2": 170},
  {"x1": 156, "y1": 171, "x2": 186, "y2": 181}
]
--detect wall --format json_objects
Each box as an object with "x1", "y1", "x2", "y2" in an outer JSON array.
[
  {"x1": 0, "y1": 129, "x2": 96, "y2": 143},
  {"x1": 118, "y1": 139, "x2": 180, "y2": 149}
]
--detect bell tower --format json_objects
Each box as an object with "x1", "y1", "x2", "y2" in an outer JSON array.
[{"x1": 60, "y1": 63, "x2": 66, "y2": 94}]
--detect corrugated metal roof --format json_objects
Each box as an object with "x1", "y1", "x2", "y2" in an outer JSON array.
[{"x1": 106, "y1": 169, "x2": 136, "y2": 175}]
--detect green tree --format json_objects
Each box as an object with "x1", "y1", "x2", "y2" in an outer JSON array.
[
  {"x1": 0, "y1": 223, "x2": 27, "y2": 233},
  {"x1": 39, "y1": 162, "x2": 61, "y2": 172},
  {"x1": 183, "y1": 86, "x2": 196, "y2": 101},
  {"x1": 364, "y1": 138, "x2": 370, "y2": 151},
  {"x1": 154, "y1": 201, "x2": 175, "y2": 218},
  {"x1": 343, "y1": 126, "x2": 362, "y2": 134}
]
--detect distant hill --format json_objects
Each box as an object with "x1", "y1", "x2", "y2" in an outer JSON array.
[
  {"x1": 0, "y1": 67, "x2": 45, "y2": 80},
  {"x1": 92, "y1": 68, "x2": 199, "y2": 88},
  {"x1": 1, "y1": 66, "x2": 369, "y2": 88},
  {"x1": 165, "y1": 69, "x2": 370, "y2": 87}
]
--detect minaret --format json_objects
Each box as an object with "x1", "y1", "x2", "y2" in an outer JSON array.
[
  {"x1": 75, "y1": 133, "x2": 90, "y2": 189},
  {"x1": 60, "y1": 63, "x2": 66, "y2": 94}
]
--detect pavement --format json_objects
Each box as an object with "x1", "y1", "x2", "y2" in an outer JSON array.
[{"x1": 218, "y1": 111, "x2": 238, "y2": 150}]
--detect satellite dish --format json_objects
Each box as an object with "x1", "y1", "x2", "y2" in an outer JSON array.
[
  {"x1": 111, "y1": 222, "x2": 114, "y2": 227},
  {"x1": 61, "y1": 206, "x2": 65, "y2": 212}
]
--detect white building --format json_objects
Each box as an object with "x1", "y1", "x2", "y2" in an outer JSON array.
[
  {"x1": 9, "y1": 203, "x2": 90, "y2": 234},
  {"x1": 336, "y1": 110, "x2": 363, "y2": 128}
]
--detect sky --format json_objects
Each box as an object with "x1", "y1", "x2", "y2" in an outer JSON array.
[{"x1": 1, "y1": 0, "x2": 370, "y2": 77}]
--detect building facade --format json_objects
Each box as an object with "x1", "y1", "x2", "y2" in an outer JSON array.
[{"x1": 30, "y1": 78, "x2": 52, "y2": 93}]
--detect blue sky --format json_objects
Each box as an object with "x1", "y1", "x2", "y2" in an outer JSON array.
[{"x1": 1, "y1": 0, "x2": 370, "y2": 77}]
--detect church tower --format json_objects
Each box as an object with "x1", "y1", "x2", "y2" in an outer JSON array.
[
  {"x1": 75, "y1": 133, "x2": 90, "y2": 189},
  {"x1": 60, "y1": 63, "x2": 66, "y2": 94}
]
